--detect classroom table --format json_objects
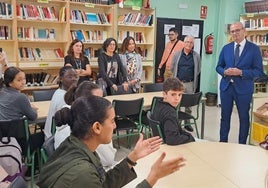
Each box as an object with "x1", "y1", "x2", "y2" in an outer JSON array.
[
  {"x1": 33, "y1": 92, "x2": 207, "y2": 138},
  {"x1": 123, "y1": 142, "x2": 268, "y2": 188}
]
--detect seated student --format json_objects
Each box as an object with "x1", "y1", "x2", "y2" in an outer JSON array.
[
  {"x1": 0, "y1": 66, "x2": 37, "y2": 120},
  {"x1": 54, "y1": 81, "x2": 117, "y2": 170},
  {"x1": 38, "y1": 96, "x2": 186, "y2": 188},
  {"x1": 44, "y1": 66, "x2": 78, "y2": 139},
  {"x1": 152, "y1": 77, "x2": 195, "y2": 145}
]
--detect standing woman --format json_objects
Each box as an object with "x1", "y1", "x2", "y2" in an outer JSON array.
[
  {"x1": 98, "y1": 37, "x2": 128, "y2": 95},
  {"x1": 64, "y1": 39, "x2": 92, "y2": 85},
  {"x1": 0, "y1": 66, "x2": 37, "y2": 121},
  {"x1": 119, "y1": 36, "x2": 142, "y2": 93}
]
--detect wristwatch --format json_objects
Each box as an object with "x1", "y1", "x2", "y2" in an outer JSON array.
[{"x1": 126, "y1": 157, "x2": 137, "y2": 166}]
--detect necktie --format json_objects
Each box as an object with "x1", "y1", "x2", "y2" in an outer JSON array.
[{"x1": 234, "y1": 44, "x2": 240, "y2": 66}]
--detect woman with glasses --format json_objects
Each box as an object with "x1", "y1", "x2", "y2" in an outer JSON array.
[
  {"x1": 97, "y1": 37, "x2": 129, "y2": 95},
  {"x1": 119, "y1": 36, "x2": 142, "y2": 93}
]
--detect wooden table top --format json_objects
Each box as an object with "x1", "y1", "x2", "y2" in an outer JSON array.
[
  {"x1": 123, "y1": 142, "x2": 268, "y2": 188},
  {"x1": 33, "y1": 92, "x2": 163, "y2": 120}
]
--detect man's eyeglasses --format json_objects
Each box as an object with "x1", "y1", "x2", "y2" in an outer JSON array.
[
  {"x1": 168, "y1": 33, "x2": 175, "y2": 36},
  {"x1": 230, "y1": 28, "x2": 243, "y2": 34}
]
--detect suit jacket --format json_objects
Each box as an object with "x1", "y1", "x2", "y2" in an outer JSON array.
[{"x1": 216, "y1": 40, "x2": 263, "y2": 95}]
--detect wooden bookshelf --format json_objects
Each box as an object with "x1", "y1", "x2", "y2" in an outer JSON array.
[{"x1": 0, "y1": 0, "x2": 156, "y2": 90}]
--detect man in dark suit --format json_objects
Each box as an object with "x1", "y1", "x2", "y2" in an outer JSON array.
[{"x1": 216, "y1": 22, "x2": 263, "y2": 144}]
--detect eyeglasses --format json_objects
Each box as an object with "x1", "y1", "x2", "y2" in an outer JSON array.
[
  {"x1": 230, "y1": 28, "x2": 243, "y2": 34},
  {"x1": 109, "y1": 43, "x2": 116, "y2": 46},
  {"x1": 168, "y1": 33, "x2": 175, "y2": 36}
]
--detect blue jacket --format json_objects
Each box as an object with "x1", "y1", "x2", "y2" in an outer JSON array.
[{"x1": 216, "y1": 40, "x2": 263, "y2": 94}]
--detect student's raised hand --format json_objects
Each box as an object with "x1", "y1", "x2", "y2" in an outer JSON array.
[
  {"x1": 127, "y1": 134, "x2": 162, "y2": 163},
  {"x1": 146, "y1": 152, "x2": 186, "y2": 186}
]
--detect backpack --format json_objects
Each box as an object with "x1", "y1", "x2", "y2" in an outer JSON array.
[{"x1": 0, "y1": 137, "x2": 23, "y2": 177}]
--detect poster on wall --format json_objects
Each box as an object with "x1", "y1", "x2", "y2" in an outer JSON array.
[{"x1": 164, "y1": 24, "x2": 175, "y2": 44}]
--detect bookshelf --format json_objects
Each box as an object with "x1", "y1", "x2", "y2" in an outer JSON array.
[
  {"x1": 240, "y1": 13, "x2": 268, "y2": 93},
  {"x1": 0, "y1": 0, "x2": 156, "y2": 92}
]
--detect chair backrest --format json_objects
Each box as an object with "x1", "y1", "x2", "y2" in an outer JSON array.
[
  {"x1": 150, "y1": 96, "x2": 163, "y2": 113},
  {"x1": 146, "y1": 111, "x2": 164, "y2": 142},
  {"x1": 32, "y1": 89, "x2": 56, "y2": 101},
  {"x1": 112, "y1": 98, "x2": 144, "y2": 121},
  {"x1": 178, "y1": 92, "x2": 203, "y2": 108},
  {"x1": 143, "y1": 83, "x2": 163, "y2": 92},
  {"x1": 0, "y1": 117, "x2": 29, "y2": 156},
  {"x1": 41, "y1": 135, "x2": 55, "y2": 163},
  {"x1": 110, "y1": 85, "x2": 133, "y2": 95}
]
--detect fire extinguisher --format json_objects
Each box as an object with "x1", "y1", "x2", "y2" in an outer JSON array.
[{"x1": 205, "y1": 33, "x2": 214, "y2": 54}]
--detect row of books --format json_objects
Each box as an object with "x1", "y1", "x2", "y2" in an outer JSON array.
[
  {"x1": 70, "y1": 30, "x2": 108, "y2": 43},
  {"x1": 17, "y1": 27, "x2": 55, "y2": 41},
  {"x1": 25, "y1": 72, "x2": 59, "y2": 86},
  {"x1": 246, "y1": 34, "x2": 268, "y2": 45},
  {"x1": 18, "y1": 48, "x2": 64, "y2": 61},
  {"x1": 118, "y1": 12, "x2": 153, "y2": 26},
  {"x1": 0, "y1": 2, "x2": 12, "y2": 18},
  {"x1": 0, "y1": 26, "x2": 9, "y2": 40},
  {"x1": 70, "y1": 0, "x2": 109, "y2": 4},
  {"x1": 243, "y1": 18, "x2": 268, "y2": 29},
  {"x1": 16, "y1": 4, "x2": 58, "y2": 21},
  {"x1": 70, "y1": 10, "x2": 110, "y2": 24},
  {"x1": 118, "y1": 31, "x2": 146, "y2": 43}
]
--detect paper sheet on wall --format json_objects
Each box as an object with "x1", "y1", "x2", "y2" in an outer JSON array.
[
  {"x1": 164, "y1": 24, "x2": 175, "y2": 34},
  {"x1": 182, "y1": 24, "x2": 199, "y2": 37}
]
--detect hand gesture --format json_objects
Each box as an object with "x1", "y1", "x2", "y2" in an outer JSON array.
[
  {"x1": 128, "y1": 134, "x2": 162, "y2": 162},
  {"x1": 146, "y1": 152, "x2": 186, "y2": 186}
]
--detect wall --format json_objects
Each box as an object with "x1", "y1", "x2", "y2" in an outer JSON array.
[{"x1": 150, "y1": 0, "x2": 247, "y2": 94}]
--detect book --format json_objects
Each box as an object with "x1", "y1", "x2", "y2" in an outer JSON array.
[
  {"x1": 85, "y1": 13, "x2": 99, "y2": 24},
  {"x1": 38, "y1": 29, "x2": 48, "y2": 39}
]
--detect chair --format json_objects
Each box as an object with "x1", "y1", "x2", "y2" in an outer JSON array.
[
  {"x1": 177, "y1": 92, "x2": 203, "y2": 138},
  {"x1": 112, "y1": 98, "x2": 144, "y2": 148},
  {"x1": 140, "y1": 96, "x2": 163, "y2": 137},
  {"x1": 32, "y1": 89, "x2": 56, "y2": 101},
  {"x1": 143, "y1": 83, "x2": 163, "y2": 92},
  {"x1": 0, "y1": 117, "x2": 36, "y2": 188},
  {"x1": 110, "y1": 85, "x2": 133, "y2": 95},
  {"x1": 8, "y1": 176, "x2": 28, "y2": 188},
  {"x1": 40, "y1": 136, "x2": 55, "y2": 164},
  {"x1": 146, "y1": 111, "x2": 164, "y2": 143}
]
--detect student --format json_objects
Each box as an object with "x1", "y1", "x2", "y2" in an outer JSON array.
[
  {"x1": 44, "y1": 66, "x2": 78, "y2": 139},
  {"x1": 0, "y1": 66, "x2": 37, "y2": 121},
  {"x1": 152, "y1": 77, "x2": 195, "y2": 145},
  {"x1": 119, "y1": 36, "x2": 142, "y2": 93},
  {"x1": 97, "y1": 37, "x2": 129, "y2": 95},
  {"x1": 38, "y1": 96, "x2": 186, "y2": 188},
  {"x1": 64, "y1": 39, "x2": 92, "y2": 85},
  {"x1": 54, "y1": 81, "x2": 117, "y2": 170}
]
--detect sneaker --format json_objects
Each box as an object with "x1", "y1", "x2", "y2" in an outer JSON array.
[{"x1": 184, "y1": 125, "x2": 194, "y2": 132}]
